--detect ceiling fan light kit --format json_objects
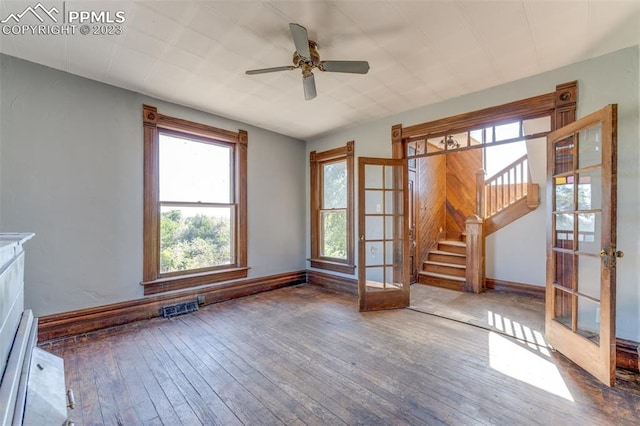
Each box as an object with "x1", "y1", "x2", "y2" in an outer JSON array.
[{"x1": 245, "y1": 23, "x2": 370, "y2": 100}]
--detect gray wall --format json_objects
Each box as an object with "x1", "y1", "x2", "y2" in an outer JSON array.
[
  {"x1": 0, "y1": 54, "x2": 306, "y2": 316},
  {"x1": 306, "y1": 46, "x2": 640, "y2": 342}
]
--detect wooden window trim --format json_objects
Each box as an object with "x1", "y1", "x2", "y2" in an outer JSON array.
[
  {"x1": 141, "y1": 105, "x2": 248, "y2": 295},
  {"x1": 310, "y1": 141, "x2": 355, "y2": 274}
]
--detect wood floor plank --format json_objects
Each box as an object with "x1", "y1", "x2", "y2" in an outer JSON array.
[
  {"x1": 202, "y1": 298, "x2": 463, "y2": 425},
  {"x1": 93, "y1": 331, "x2": 144, "y2": 425},
  {"x1": 144, "y1": 322, "x2": 242, "y2": 425},
  {"x1": 164, "y1": 315, "x2": 311, "y2": 425},
  {"x1": 182, "y1": 312, "x2": 392, "y2": 425},
  {"x1": 112, "y1": 330, "x2": 182, "y2": 425},
  {"x1": 39, "y1": 284, "x2": 640, "y2": 426},
  {"x1": 222, "y1": 293, "x2": 504, "y2": 425},
  {"x1": 185, "y1": 314, "x2": 350, "y2": 425},
  {"x1": 136, "y1": 326, "x2": 205, "y2": 426},
  {"x1": 163, "y1": 317, "x2": 284, "y2": 425}
]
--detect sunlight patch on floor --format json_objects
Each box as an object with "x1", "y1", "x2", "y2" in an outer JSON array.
[
  {"x1": 488, "y1": 330, "x2": 574, "y2": 401},
  {"x1": 488, "y1": 310, "x2": 550, "y2": 355}
]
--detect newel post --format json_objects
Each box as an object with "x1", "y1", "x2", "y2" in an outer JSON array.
[
  {"x1": 465, "y1": 215, "x2": 485, "y2": 293},
  {"x1": 476, "y1": 169, "x2": 486, "y2": 219}
]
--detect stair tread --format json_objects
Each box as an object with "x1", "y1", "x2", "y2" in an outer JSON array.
[
  {"x1": 423, "y1": 260, "x2": 466, "y2": 269},
  {"x1": 439, "y1": 240, "x2": 466, "y2": 247},
  {"x1": 418, "y1": 271, "x2": 466, "y2": 282},
  {"x1": 429, "y1": 250, "x2": 466, "y2": 257}
]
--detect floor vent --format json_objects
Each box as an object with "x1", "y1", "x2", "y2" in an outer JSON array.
[{"x1": 160, "y1": 300, "x2": 198, "y2": 318}]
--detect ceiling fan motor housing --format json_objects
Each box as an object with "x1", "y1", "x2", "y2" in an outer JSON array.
[{"x1": 293, "y1": 41, "x2": 320, "y2": 76}]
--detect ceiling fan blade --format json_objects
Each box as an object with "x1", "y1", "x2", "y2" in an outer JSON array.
[
  {"x1": 289, "y1": 23, "x2": 311, "y2": 58},
  {"x1": 303, "y1": 73, "x2": 317, "y2": 101},
  {"x1": 246, "y1": 66, "x2": 296, "y2": 75},
  {"x1": 319, "y1": 61, "x2": 370, "y2": 74}
]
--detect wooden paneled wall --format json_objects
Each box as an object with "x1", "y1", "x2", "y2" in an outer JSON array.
[
  {"x1": 445, "y1": 150, "x2": 483, "y2": 236},
  {"x1": 416, "y1": 156, "x2": 446, "y2": 266}
]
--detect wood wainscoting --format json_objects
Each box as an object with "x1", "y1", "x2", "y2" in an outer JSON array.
[{"x1": 38, "y1": 271, "x2": 306, "y2": 342}]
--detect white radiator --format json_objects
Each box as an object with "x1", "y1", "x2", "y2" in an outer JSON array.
[{"x1": 0, "y1": 234, "x2": 71, "y2": 425}]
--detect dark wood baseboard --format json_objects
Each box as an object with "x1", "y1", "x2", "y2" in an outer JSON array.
[
  {"x1": 616, "y1": 337, "x2": 640, "y2": 373},
  {"x1": 37, "y1": 268, "x2": 640, "y2": 374},
  {"x1": 307, "y1": 270, "x2": 357, "y2": 295},
  {"x1": 38, "y1": 270, "x2": 306, "y2": 342},
  {"x1": 485, "y1": 278, "x2": 545, "y2": 299}
]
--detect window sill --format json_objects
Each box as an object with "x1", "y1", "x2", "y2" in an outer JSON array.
[
  {"x1": 141, "y1": 267, "x2": 249, "y2": 295},
  {"x1": 309, "y1": 259, "x2": 355, "y2": 275}
]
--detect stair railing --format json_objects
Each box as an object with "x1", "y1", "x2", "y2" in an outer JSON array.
[{"x1": 478, "y1": 154, "x2": 531, "y2": 219}]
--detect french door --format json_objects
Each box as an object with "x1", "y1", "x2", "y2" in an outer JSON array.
[
  {"x1": 546, "y1": 104, "x2": 620, "y2": 386},
  {"x1": 358, "y1": 157, "x2": 409, "y2": 311}
]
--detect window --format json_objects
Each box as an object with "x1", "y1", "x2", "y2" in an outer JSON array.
[
  {"x1": 310, "y1": 141, "x2": 355, "y2": 274},
  {"x1": 142, "y1": 105, "x2": 248, "y2": 295}
]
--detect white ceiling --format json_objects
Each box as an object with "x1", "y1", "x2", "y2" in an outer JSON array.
[{"x1": 1, "y1": 1, "x2": 639, "y2": 140}]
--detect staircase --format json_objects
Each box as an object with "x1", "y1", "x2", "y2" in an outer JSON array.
[
  {"x1": 417, "y1": 155, "x2": 541, "y2": 293},
  {"x1": 418, "y1": 237, "x2": 467, "y2": 291}
]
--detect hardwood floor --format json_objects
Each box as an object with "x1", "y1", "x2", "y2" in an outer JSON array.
[
  {"x1": 41, "y1": 284, "x2": 639, "y2": 425},
  {"x1": 410, "y1": 283, "x2": 546, "y2": 336}
]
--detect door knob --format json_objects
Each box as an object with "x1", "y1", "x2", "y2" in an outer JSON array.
[{"x1": 600, "y1": 247, "x2": 624, "y2": 267}]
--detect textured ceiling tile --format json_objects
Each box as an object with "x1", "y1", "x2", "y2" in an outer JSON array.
[
  {"x1": 161, "y1": 46, "x2": 205, "y2": 74},
  {"x1": 129, "y1": 4, "x2": 182, "y2": 43},
  {"x1": 2, "y1": 0, "x2": 639, "y2": 140},
  {"x1": 106, "y1": 46, "x2": 158, "y2": 90},
  {"x1": 186, "y1": 4, "x2": 234, "y2": 41},
  {"x1": 172, "y1": 28, "x2": 216, "y2": 58},
  {"x1": 6, "y1": 36, "x2": 65, "y2": 71},
  {"x1": 586, "y1": 2, "x2": 640, "y2": 57},
  {"x1": 119, "y1": 27, "x2": 167, "y2": 58},
  {"x1": 66, "y1": 36, "x2": 118, "y2": 79}
]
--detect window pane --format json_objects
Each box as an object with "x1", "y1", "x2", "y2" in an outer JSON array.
[
  {"x1": 470, "y1": 129, "x2": 484, "y2": 144},
  {"x1": 554, "y1": 177, "x2": 574, "y2": 211},
  {"x1": 577, "y1": 296, "x2": 600, "y2": 345},
  {"x1": 366, "y1": 241, "x2": 383, "y2": 266},
  {"x1": 578, "y1": 170, "x2": 600, "y2": 210},
  {"x1": 578, "y1": 124, "x2": 602, "y2": 169},
  {"x1": 321, "y1": 210, "x2": 347, "y2": 259},
  {"x1": 522, "y1": 116, "x2": 551, "y2": 135},
  {"x1": 494, "y1": 121, "x2": 521, "y2": 141},
  {"x1": 322, "y1": 161, "x2": 346, "y2": 208},
  {"x1": 554, "y1": 138, "x2": 574, "y2": 175},
  {"x1": 365, "y1": 190, "x2": 383, "y2": 214},
  {"x1": 159, "y1": 133, "x2": 231, "y2": 203},
  {"x1": 160, "y1": 206, "x2": 233, "y2": 273}
]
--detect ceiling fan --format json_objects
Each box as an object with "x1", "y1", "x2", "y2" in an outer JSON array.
[{"x1": 245, "y1": 23, "x2": 370, "y2": 101}]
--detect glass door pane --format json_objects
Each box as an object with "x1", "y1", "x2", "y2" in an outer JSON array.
[
  {"x1": 358, "y1": 157, "x2": 409, "y2": 311},
  {"x1": 546, "y1": 104, "x2": 617, "y2": 387}
]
